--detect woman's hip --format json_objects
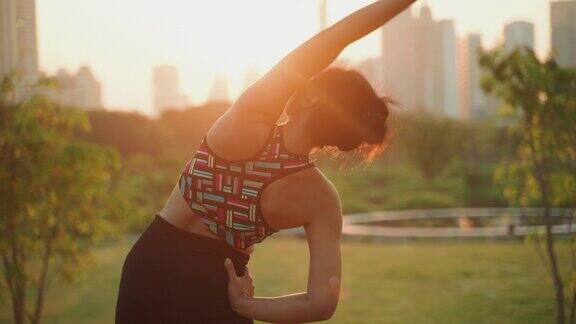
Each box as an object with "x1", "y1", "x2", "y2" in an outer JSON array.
[{"x1": 115, "y1": 214, "x2": 252, "y2": 323}]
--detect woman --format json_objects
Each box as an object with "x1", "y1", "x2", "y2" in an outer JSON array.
[{"x1": 115, "y1": 0, "x2": 417, "y2": 322}]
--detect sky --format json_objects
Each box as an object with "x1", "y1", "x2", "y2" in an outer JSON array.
[{"x1": 37, "y1": 0, "x2": 551, "y2": 115}]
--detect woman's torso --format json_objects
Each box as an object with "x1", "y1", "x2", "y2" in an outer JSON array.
[{"x1": 159, "y1": 115, "x2": 335, "y2": 255}]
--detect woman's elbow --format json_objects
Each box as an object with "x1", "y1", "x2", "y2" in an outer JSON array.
[
  {"x1": 318, "y1": 300, "x2": 338, "y2": 321},
  {"x1": 308, "y1": 295, "x2": 339, "y2": 321}
]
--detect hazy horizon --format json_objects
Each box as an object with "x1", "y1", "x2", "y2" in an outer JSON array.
[{"x1": 38, "y1": 0, "x2": 552, "y2": 115}]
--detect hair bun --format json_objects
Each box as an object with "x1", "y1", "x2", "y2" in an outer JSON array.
[
  {"x1": 362, "y1": 108, "x2": 388, "y2": 145},
  {"x1": 337, "y1": 140, "x2": 361, "y2": 152},
  {"x1": 292, "y1": 67, "x2": 392, "y2": 164}
]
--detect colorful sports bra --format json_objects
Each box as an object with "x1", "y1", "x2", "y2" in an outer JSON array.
[{"x1": 178, "y1": 124, "x2": 315, "y2": 249}]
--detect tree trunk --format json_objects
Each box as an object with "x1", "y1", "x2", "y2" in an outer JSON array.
[
  {"x1": 525, "y1": 113, "x2": 566, "y2": 324},
  {"x1": 570, "y1": 216, "x2": 576, "y2": 324},
  {"x1": 30, "y1": 239, "x2": 53, "y2": 324},
  {"x1": 12, "y1": 279, "x2": 25, "y2": 324},
  {"x1": 544, "y1": 204, "x2": 567, "y2": 324},
  {"x1": 536, "y1": 169, "x2": 565, "y2": 324},
  {"x1": 570, "y1": 290, "x2": 576, "y2": 324},
  {"x1": 4, "y1": 152, "x2": 26, "y2": 324},
  {"x1": 7, "y1": 235, "x2": 26, "y2": 324}
]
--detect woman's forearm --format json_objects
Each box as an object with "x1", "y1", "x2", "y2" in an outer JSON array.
[
  {"x1": 234, "y1": 292, "x2": 333, "y2": 323},
  {"x1": 228, "y1": 196, "x2": 343, "y2": 322},
  {"x1": 330, "y1": 0, "x2": 418, "y2": 46},
  {"x1": 286, "y1": 0, "x2": 418, "y2": 73},
  {"x1": 271, "y1": 0, "x2": 418, "y2": 94},
  {"x1": 236, "y1": 0, "x2": 418, "y2": 121}
]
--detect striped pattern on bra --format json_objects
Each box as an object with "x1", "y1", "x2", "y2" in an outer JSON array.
[{"x1": 179, "y1": 124, "x2": 315, "y2": 249}]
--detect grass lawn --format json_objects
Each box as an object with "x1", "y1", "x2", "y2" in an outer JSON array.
[{"x1": 0, "y1": 236, "x2": 566, "y2": 323}]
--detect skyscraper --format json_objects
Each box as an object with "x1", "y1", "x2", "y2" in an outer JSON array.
[
  {"x1": 381, "y1": 9, "x2": 419, "y2": 110},
  {"x1": 504, "y1": 21, "x2": 535, "y2": 52},
  {"x1": 0, "y1": 0, "x2": 39, "y2": 99},
  {"x1": 414, "y1": 4, "x2": 435, "y2": 111},
  {"x1": 459, "y1": 34, "x2": 500, "y2": 120},
  {"x1": 319, "y1": 0, "x2": 328, "y2": 31},
  {"x1": 0, "y1": 0, "x2": 18, "y2": 79},
  {"x1": 356, "y1": 57, "x2": 383, "y2": 97},
  {"x1": 74, "y1": 66, "x2": 102, "y2": 109},
  {"x1": 243, "y1": 68, "x2": 261, "y2": 92},
  {"x1": 460, "y1": 34, "x2": 485, "y2": 119},
  {"x1": 153, "y1": 65, "x2": 189, "y2": 114},
  {"x1": 551, "y1": 0, "x2": 576, "y2": 67},
  {"x1": 15, "y1": 0, "x2": 38, "y2": 84},
  {"x1": 435, "y1": 20, "x2": 460, "y2": 118},
  {"x1": 208, "y1": 75, "x2": 229, "y2": 103},
  {"x1": 49, "y1": 66, "x2": 102, "y2": 110},
  {"x1": 381, "y1": 5, "x2": 459, "y2": 117}
]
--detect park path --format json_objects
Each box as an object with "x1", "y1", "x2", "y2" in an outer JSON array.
[{"x1": 277, "y1": 208, "x2": 576, "y2": 240}]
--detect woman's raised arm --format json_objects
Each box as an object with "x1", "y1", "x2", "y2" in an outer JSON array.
[{"x1": 232, "y1": 0, "x2": 418, "y2": 124}]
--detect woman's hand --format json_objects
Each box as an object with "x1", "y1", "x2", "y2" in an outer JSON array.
[
  {"x1": 224, "y1": 258, "x2": 254, "y2": 312},
  {"x1": 242, "y1": 245, "x2": 255, "y2": 255}
]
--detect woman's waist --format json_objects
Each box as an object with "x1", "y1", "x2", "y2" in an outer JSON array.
[{"x1": 157, "y1": 212, "x2": 254, "y2": 258}]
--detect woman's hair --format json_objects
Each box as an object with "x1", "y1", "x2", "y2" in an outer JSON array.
[{"x1": 287, "y1": 67, "x2": 392, "y2": 164}]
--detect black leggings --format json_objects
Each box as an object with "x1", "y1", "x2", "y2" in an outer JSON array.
[{"x1": 115, "y1": 215, "x2": 252, "y2": 323}]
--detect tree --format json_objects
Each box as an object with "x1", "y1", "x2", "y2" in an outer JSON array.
[
  {"x1": 397, "y1": 113, "x2": 468, "y2": 180},
  {"x1": 0, "y1": 77, "x2": 120, "y2": 324},
  {"x1": 481, "y1": 47, "x2": 576, "y2": 324},
  {"x1": 455, "y1": 120, "x2": 511, "y2": 207},
  {"x1": 79, "y1": 110, "x2": 172, "y2": 157}
]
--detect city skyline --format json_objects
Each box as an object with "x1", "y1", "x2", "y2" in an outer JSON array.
[
  {"x1": 381, "y1": 6, "x2": 461, "y2": 118},
  {"x1": 35, "y1": 0, "x2": 555, "y2": 115}
]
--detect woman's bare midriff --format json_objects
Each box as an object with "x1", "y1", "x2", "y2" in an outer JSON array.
[{"x1": 158, "y1": 185, "x2": 254, "y2": 256}]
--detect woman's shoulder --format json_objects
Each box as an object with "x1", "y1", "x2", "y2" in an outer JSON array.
[
  {"x1": 261, "y1": 167, "x2": 342, "y2": 229},
  {"x1": 205, "y1": 110, "x2": 277, "y2": 161},
  {"x1": 310, "y1": 170, "x2": 342, "y2": 215}
]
